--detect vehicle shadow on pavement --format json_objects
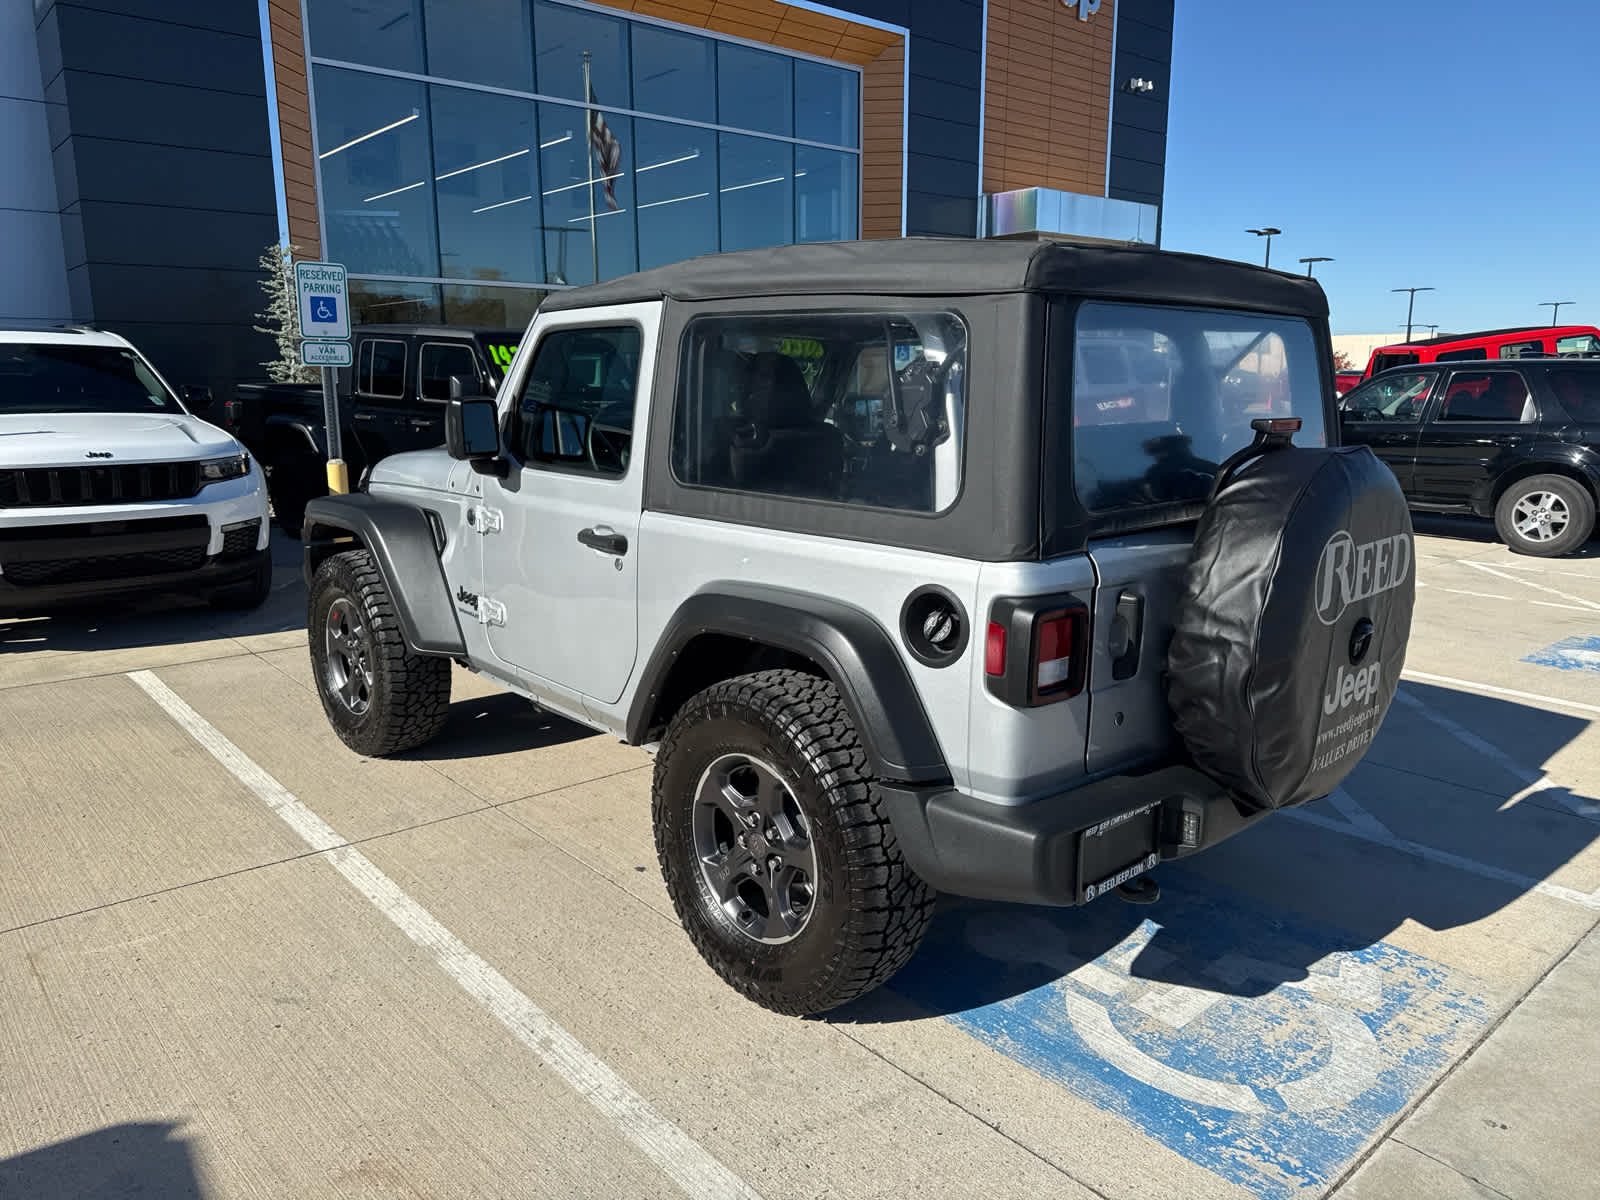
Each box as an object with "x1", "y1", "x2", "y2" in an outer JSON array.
[
  {"x1": 0, "y1": 1122, "x2": 204, "y2": 1199},
  {"x1": 0, "y1": 540, "x2": 304, "y2": 656},
  {"x1": 396, "y1": 691, "x2": 593, "y2": 761},
  {"x1": 1411, "y1": 512, "x2": 1600, "y2": 557},
  {"x1": 838, "y1": 683, "x2": 1597, "y2": 1022}
]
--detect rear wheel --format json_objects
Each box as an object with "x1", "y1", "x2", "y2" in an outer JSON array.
[
  {"x1": 1494, "y1": 474, "x2": 1595, "y2": 557},
  {"x1": 308, "y1": 549, "x2": 450, "y2": 756},
  {"x1": 652, "y1": 669, "x2": 934, "y2": 1015}
]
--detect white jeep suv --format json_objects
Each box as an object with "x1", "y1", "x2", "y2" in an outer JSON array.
[{"x1": 0, "y1": 328, "x2": 271, "y2": 616}]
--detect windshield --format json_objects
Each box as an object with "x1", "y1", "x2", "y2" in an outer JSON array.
[
  {"x1": 1340, "y1": 371, "x2": 1434, "y2": 421},
  {"x1": 0, "y1": 344, "x2": 182, "y2": 416},
  {"x1": 1070, "y1": 301, "x2": 1327, "y2": 514}
]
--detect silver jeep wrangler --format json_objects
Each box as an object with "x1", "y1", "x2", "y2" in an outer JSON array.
[{"x1": 302, "y1": 239, "x2": 1413, "y2": 1015}]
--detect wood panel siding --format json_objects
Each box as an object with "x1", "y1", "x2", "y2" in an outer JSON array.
[
  {"x1": 860, "y1": 41, "x2": 903, "y2": 240},
  {"x1": 267, "y1": 0, "x2": 319, "y2": 257},
  {"x1": 984, "y1": 0, "x2": 1115, "y2": 197},
  {"x1": 603, "y1": 1, "x2": 899, "y2": 65}
]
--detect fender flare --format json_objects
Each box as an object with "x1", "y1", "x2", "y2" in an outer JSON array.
[
  {"x1": 262, "y1": 414, "x2": 325, "y2": 460},
  {"x1": 302, "y1": 493, "x2": 466, "y2": 658},
  {"x1": 626, "y1": 583, "x2": 949, "y2": 783},
  {"x1": 1478, "y1": 451, "x2": 1600, "y2": 516}
]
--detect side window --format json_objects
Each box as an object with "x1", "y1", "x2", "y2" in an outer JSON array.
[
  {"x1": 1497, "y1": 340, "x2": 1544, "y2": 360},
  {"x1": 419, "y1": 342, "x2": 480, "y2": 402},
  {"x1": 1434, "y1": 347, "x2": 1487, "y2": 363},
  {"x1": 1556, "y1": 334, "x2": 1600, "y2": 355},
  {"x1": 1547, "y1": 370, "x2": 1600, "y2": 422},
  {"x1": 1342, "y1": 371, "x2": 1434, "y2": 421},
  {"x1": 511, "y1": 326, "x2": 640, "y2": 476},
  {"x1": 359, "y1": 339, "x2": 406, "y2": 398},
  {"x1": 672, "y1": 312, "x2": 968, "y2": 513},
  {"x1": 1437, "y1": 371, "x2": 1535, "y2": 423}
]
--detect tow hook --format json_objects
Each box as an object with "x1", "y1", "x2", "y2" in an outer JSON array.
[{"x1": 1116, "y1": 876, "x2": 1161, "y2": 905}]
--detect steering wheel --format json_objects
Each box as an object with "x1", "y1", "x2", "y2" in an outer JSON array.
[{"x1": 585, "y1": 405, "x2": 631, "y2": 474}]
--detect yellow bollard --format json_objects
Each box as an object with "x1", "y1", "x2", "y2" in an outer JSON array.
[{"x1": 326, "y1": 459, "x2": 350, "y2": 495}]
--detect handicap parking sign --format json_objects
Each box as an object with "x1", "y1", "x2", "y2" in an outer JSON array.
[
  {"x1": 294, "y1": 260, "x2": 350, "y2": 341},
  {"x1": 888, "y1": 875, "x2": 1491, "y2": 1197}
]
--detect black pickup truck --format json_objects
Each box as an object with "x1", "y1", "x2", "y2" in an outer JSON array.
[{"x1": 223, "y1": 324, "x2": 520, "y2": 534}]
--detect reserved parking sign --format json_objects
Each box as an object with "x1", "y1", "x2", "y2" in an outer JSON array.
[{"x1": 295, "y1": 261, "x2": 350, "y2": 342}]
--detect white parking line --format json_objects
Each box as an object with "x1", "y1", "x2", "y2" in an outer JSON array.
[
  {"x1": 1461, "y1": 560, "x2": 1600, "y2": 613},
  {"x1": 1401, "y1": 669, "x2": 1600, "y2": 718},
  {"x1": 1440, "y1": 588, "x2": 1513, "y2": 601},
  {"x1": 1390, "y1": 689, "x2": 1596, "y2": 821},
  {"x1": 126, "y1": 669, "x2": 761, "y2": 1200},
  {"x1": 1283, "y1": 807, "x2": 1600, "y2": 912}
]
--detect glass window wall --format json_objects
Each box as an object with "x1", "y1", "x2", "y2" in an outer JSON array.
[
  {"x1": 430, "y1": 85, "x2": 542, "y2": 284},
  {"x1": 424, "y1": 0, "x2": 534, "y2": 91},
  {"x1": 309, "y1": 0, "x2": 862, "y2": 312},
  {"x1": 315, "y1": 67, "x2": 439, "y2": 279}
]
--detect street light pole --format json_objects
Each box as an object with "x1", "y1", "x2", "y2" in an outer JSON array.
[
  {"x1": 1299, "y1": 255, "x2": 1333, "y2": 277},
  {"x1": 1392, "y1": 286, "x2": 1435, "y2": 342},
  {"x1": 1247, "y1": 227, "x2": 1282, "y2": 268},
  {"x1": 1540, "y1": 300, "x2": 1574, "y2": 326}
]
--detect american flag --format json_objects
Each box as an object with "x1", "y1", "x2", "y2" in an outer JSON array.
[{"x1": 586, "y1": 82, "x2": 622, "y2": 211}]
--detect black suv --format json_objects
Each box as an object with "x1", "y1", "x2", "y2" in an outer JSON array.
[{"x1": 1339, "y1": 358, "x2": 1600, "y2": 556}]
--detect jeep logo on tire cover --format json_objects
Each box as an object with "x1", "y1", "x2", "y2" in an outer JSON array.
[{"x1": 1315, "y1": 531, "x2": 1411, "y2": 626}]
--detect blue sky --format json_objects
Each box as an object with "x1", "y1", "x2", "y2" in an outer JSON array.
[{"x1": 1160, "y1": 0, "x2": 1599, "y2": 337}]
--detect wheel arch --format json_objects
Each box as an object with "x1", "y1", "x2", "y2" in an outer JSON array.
[
  {"x1": 302, "y1": 493, "x2": 465, "y2": 658},
  {"x1": 626, "y1": 584, "x2": 950, "y2": 784},
  {"x1": 1487, "y1": 459, "x2": 1600, "y2": 514}
]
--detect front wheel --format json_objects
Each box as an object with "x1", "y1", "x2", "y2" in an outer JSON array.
[
  {"x1": 1494, "y1": 475, "x2": 1595, "y2": 557},
  {"x1": 307, "y1": 549, "x2": 451, "y2": 756},
  {"x1": 652, "y1": 669, "x2": 934, "y2": 1016}
]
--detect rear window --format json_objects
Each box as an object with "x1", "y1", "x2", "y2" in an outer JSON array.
[
  {"x1": 1548, "y1": 369, "x2": 1600, "y2": 422},
  {"x1": 0, "y1": 343, "x2": 180, "y2": 415},
  {"x1": 1370, "y1": 351, "x2": 1420, "y2": 374},
  {"x1": 1070, "y1": 302, "x2": 1326, "y2": 515}
]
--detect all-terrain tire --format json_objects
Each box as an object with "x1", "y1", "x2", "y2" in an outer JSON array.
[
  {"x1": 307, "y1": 549, "x2": 450, "y2": 756},
  {"x1": 1494, "y1": 474, "x2": 1595, "y2": 558},
  {"x1": 652, "y1": 669, "x2": 934, "y2": 1016}
]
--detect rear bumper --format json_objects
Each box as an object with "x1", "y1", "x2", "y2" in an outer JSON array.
[{"x1": 879, "y1": 762, "x2": 1275, "y2": 907}]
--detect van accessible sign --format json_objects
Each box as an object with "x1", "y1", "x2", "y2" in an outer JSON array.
[
  {"x1": 295, "y1": 260, "x2": 350, "y2": 342},
  {"x1": 1064, "y1": 0, "x2": 1101, "y2": 18}
]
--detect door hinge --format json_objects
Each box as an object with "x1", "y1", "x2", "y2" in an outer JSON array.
[
  {"x1": 477, "y1": 597, "x2": 507, "y2": 626},
  {"x1": 469, "y1": 506, "x2": 503, "y2": 534}
]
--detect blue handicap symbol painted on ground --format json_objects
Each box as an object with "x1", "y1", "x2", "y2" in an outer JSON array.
[
  {"x1": 311, "y1": 296, "x2": 339, "y2": 324},
  {"x1": 889, "y1": 874, "x2": 1491, "y2": 1197},
  {"x1": 1522, "y1": 635, "x2": 1600, "y2": 674}
]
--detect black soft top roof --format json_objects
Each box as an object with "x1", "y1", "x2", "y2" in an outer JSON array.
[{"x1": 539, "y1": 238, "x2": 1329, "y2": 319}]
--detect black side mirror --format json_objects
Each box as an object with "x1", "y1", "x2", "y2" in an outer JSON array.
[
  {"x1": 180, "y1": 384, "x2": 214, "y2": 412},
  {"x1": 448, "y1": 374, "x2": 484, "y2": 400},
  {"x1": 445, "y1": 397, "x2": 506, "y2": 476}
]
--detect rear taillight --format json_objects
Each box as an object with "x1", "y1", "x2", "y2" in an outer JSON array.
[
  {"x1": 985, "y1": 596, "x2": 1089, "y2": 707},
  {"x1": 984, "y1": 621, "x2": 1007, "y2": 676},
  {"x1": 1034, "y1": 611, "x2": 1079, "y2": 692}
]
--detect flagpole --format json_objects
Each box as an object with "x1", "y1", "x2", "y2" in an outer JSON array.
[{"x1": 583, "y1": 50, "x2": 598, "y2": 285}]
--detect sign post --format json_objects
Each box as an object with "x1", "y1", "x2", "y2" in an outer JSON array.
[{"x1": 294, "y1": 260, "x2": 352, "y2": 493}]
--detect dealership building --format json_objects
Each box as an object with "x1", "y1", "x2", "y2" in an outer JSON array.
[{"x1": 4, "y1": 0, "x2": 1172, "y2": 394}]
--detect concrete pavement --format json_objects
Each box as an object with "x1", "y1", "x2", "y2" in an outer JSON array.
[{"x1": 2, "y1": 524, "x2": 1597, "y2": 1199}]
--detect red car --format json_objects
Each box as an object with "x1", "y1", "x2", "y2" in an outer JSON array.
[{"x1": 1335, "y1": 368, "x2": 1363, "y2": 396}]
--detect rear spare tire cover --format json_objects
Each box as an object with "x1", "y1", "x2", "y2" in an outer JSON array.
[{"x1": 1167, "y1": 444, "x2": 1415, "y2": 811}]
